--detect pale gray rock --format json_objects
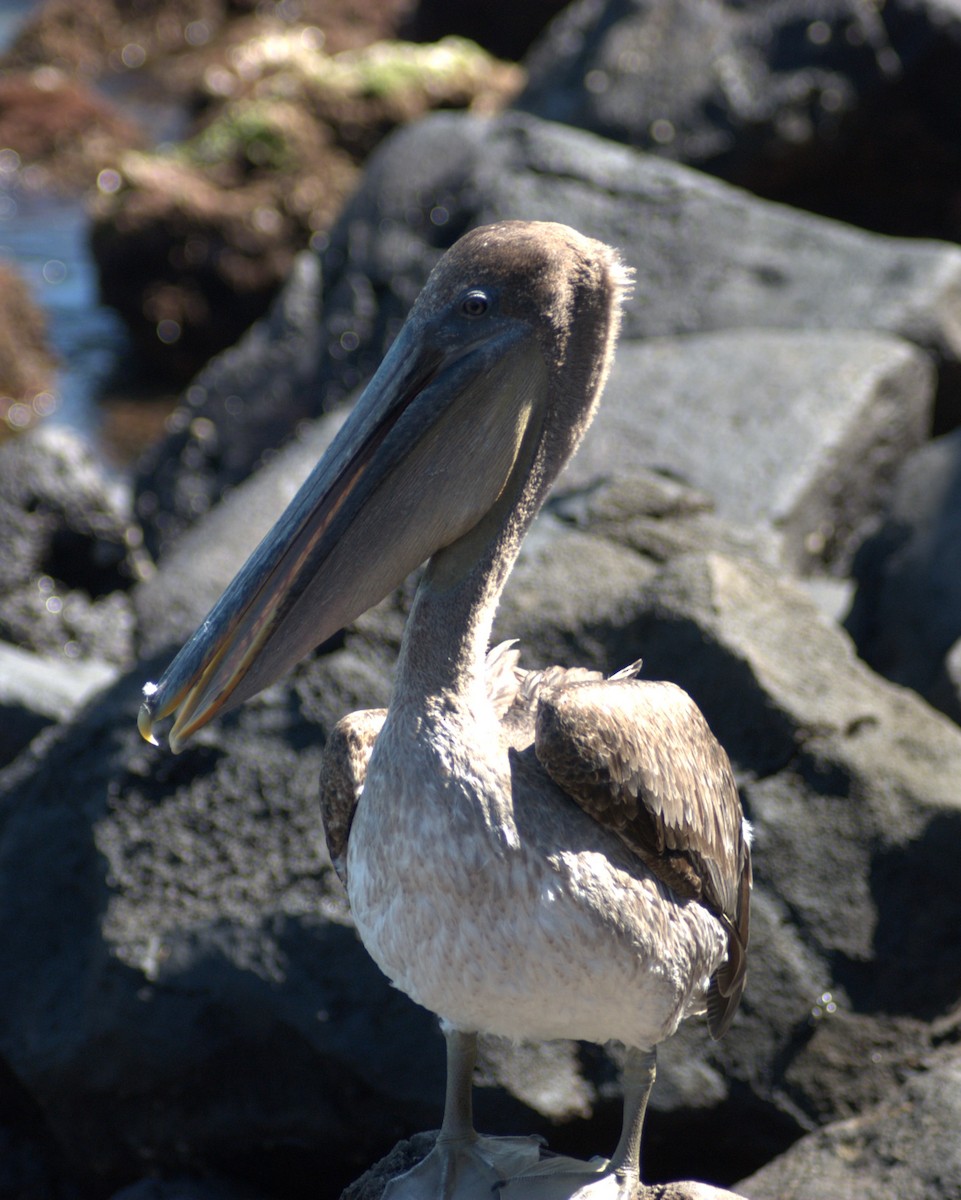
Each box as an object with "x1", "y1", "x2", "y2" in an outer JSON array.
[
  {"x1": 133, "y1": 110, "x2": 961, "y2": 558},
  {"x1": 318, "y1": 111, "x2": 961, "y2": 383},
  {"x1": 568, "y1": 329, "x2": 933, "y2": 570},
  {"x1": 0, "y1": 642, "x2": 117, "y2": 766},
  {"x1": 738, "y1": 1046, "x2": 961, "y2": 1200}
]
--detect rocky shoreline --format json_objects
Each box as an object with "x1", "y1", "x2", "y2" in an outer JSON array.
[{"x1": 2, "y1": 2, "x2": 961, "y2": 1199}]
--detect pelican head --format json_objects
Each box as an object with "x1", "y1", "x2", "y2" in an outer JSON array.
[{"x1": 140, "y1": 221, "x2": 631, "y2": 752}]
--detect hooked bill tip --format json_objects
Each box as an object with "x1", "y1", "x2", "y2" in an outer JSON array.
[{"x1": 138, "y1": 683, "x2": 160, "y2": 746}]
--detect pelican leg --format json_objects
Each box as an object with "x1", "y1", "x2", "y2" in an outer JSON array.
[
  {"x1": 497, "y1": 1046, "x2": 656, "y2": 1200},
  {"x1": 606, "y1": 1046, "x2": 656, "y2": 1192},
  {"x1": 438, "y1": 1025, "x2": 480, "y2": 1146},
  {"x1": 383, "y1": 1025, "x2": 543, "y2": 1200}
]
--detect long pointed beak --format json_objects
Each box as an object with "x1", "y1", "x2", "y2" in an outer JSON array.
[{"x1": 139, "y1": 315, "x2": 544, "y2": 752}]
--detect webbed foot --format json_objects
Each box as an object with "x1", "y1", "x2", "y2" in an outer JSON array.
[
  {"x1": 497, "y1": 1152, "x2": 638, "y2": 1200},
  {"x1": 383, "y1": 1133, "x2": 545, "y2": 1199}
]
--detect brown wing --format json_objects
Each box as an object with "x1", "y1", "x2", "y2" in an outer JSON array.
[
  {"x1": 500, "y1": 660, "x2": 607, "y2": 749},
  {"x1": 534, "y1": 675, "x2": 751, "y2": 1040},
  {"x1": 319, "y1": 708, "x2": 386, "y2": 887}
]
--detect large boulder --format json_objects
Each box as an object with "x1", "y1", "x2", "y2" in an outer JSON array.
[
  {"x1": 575, "y1": 329, "x2": 933, "y2": 572},
  {"x1": 315, "y1": 111, "x2": 961, "y2": 410},
  {"x1": 738, "y1": 1045, "x2": 961, "y2": 1200},
  {"x1": 518, "y1": 0, "x2": 961, "y2": 251},
  {"x1": 135, "y1": 110, "x2": 961, "y2": 558}
]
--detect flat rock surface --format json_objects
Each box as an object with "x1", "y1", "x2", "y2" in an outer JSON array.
[
  {"x1": 738, "y1": 1046, "x2": 961, "y2": 1200},
  {"x1": 569, "y1": 328, "x2": 933, "y2": 569}
]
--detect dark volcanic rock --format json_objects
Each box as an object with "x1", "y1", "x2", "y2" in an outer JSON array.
[
  {"x1": 0, "y1": 426, "x2": 147, "y2": 665},
  {"x1": 738, "y1": 1044, "x2": 961, "y2": 1200},
  {"x1": 402, "y1": 0, "x2": 566, "y2": 60},
  {"x1": 6, "y1": 447, "x2": 961, "y2": 1195},
  {"x1": 517, "y1": 0, "x2": 906, "y2": 177},
  {"x1": 518, "y1": 0, "x2": 961, "y2": 249},
  {"x1": 133, "y1": 251, "x2": 326, "y2": 560},
  {"x1": 845, "y1": 426, "x2": 961, "y2": 721},
  {"x1": 0, "y1": 653, "x2": 407, "y2": 1197},
  {"x1": 110, "y1": 1178, "x2": 269, "y2": 1200},
  {"x1": 0, "y1": 624, "x2": 584, "y2": 1196}
]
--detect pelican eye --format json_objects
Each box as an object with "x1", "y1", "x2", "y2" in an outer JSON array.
[{"x1": 460, "y1": 290, "x2": 489, "y2": 318}]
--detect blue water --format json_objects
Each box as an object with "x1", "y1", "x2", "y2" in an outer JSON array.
[
  {"x1": 0, "y1": 1, "x2": 184, "y2": 459},
  {"x1": 0, "y1": 189, "x2": 130, "y2": 440},
  {"x1": 0, "y1": 0, "x2": 29, "y2": 47}
]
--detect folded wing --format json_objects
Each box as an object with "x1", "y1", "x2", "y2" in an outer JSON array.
[{"x1": 534, "y1": 673, "x2": 751, "y2": 1039}]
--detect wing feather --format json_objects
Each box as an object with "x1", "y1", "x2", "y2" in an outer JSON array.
[
  {"x1": 534, "y1": 676, "x2": 751, "y2": 1039},
  {"x1": 320, "y1": 708, "x2": 386, "y2": 886}
]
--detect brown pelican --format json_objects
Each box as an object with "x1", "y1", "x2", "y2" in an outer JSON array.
[{"x1": 139, "y1": 221, "x2": 751, "y2": 1199}]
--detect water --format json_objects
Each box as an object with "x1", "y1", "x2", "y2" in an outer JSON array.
[
  {"x1": 0, "y1": 0, "x2": 30, "y2": 47},
  {"x1": 0, "y1": 187, "x2": 131, "y2": 443},
  {"x1": 0, "y1": 0, "x2": 183, "y2": 465}
]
